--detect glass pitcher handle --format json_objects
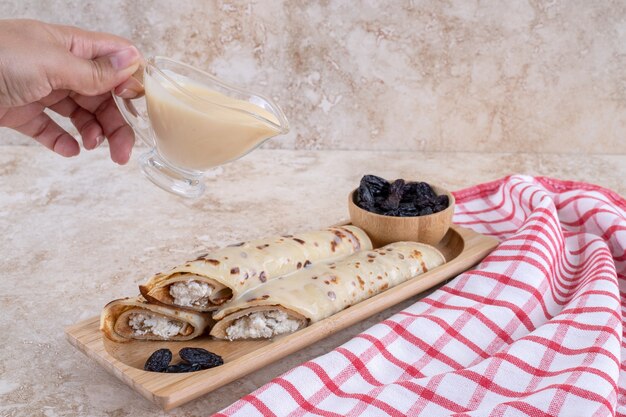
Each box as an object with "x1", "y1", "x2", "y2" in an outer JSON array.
[{"x1": 113, "y1": 94, "x2": 154, "y2": 147}]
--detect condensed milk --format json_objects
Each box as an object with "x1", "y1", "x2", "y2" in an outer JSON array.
[
  {"x1": 144, "y1": 72, "x2": 280, "y2": 171},
  {"x1": 113, "y1": 56, "x2": 289, "y2": 198}
]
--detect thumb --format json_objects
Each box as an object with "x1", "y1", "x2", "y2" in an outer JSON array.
[{"x1": 63, "y1": 46, "x2": 141, "y2": 97}]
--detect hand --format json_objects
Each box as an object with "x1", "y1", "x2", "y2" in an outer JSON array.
[{"x1": 0, "y1": 19, "x2": 144, "y2": 164}]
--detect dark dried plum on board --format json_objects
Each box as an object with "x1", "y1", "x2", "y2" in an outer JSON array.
[
  {"x1": 165, "y1": 362, "x2": 203, "y2": 373},
  {"x1": 179, "y1": 347, "x2": 224, "y2": 369},
  {"x1": 144, "y1": 348, "x2": 172, "y2": 372}
]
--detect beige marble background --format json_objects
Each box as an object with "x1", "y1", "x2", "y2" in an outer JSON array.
[{"x1": 1, "y1": 0, "x2": 625, "y2": 153}]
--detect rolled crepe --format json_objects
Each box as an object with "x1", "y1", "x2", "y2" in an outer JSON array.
[
  {"x1": 100, "y1": 296, "x2": 213, "y2": 342},
  {"x1": 139, "y1": 226, "x2": 372, "y2": 312},
  {"x1": 210, "y1": 242, "x2": 446, "y2": 340}
]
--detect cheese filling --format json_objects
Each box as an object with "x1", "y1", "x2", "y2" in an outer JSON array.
[
  {"x1": 169, "y1": 280, "x2": 213, "y2": 308},
  {"x1": 128, "y1": 313, "x2": 184, "y2": 338},
  {"x1": 226, "y1": 310, "x2": 302, "y2": 340}
]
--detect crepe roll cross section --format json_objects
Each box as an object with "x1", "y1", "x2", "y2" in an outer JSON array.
[
  {"x1": 139, "y1": 226, "x2": 371, "y2": 312},
  {"x1": 210, "y1": 242, "x2": 446, "y2": 340},
  {"x1": 100, "y1": 297, "x2": 214, "y2": 342}
]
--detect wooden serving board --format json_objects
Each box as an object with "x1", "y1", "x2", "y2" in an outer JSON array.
[{"x1": 65, "y1": 224, "x2": 498, "y2": 410}]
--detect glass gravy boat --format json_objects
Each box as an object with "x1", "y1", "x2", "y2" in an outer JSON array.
[{"x1": 114, "y1": 57, "x2": 289, "y2": 198}]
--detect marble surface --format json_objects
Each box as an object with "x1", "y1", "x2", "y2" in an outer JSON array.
[
  {"x1": 0, "y1": 145, "x2": 625, "y2": 416},
  {"x1": 2, "y1": 1, "x2": 626, "y2": 153}
]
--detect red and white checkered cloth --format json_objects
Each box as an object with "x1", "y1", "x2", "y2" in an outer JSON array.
[{"x1": 215, "y1": 175, "x2": 626, "y2": 417}]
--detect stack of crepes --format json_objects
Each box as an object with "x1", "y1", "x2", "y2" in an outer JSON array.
[
  {"x1": 100, "y1": 224, "x2": 446, "y2": 343},
  {"x1": 213, "y1": 175, "x2": 626, "y2": 417}
]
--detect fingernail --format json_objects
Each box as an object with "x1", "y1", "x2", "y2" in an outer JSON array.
[
  {"x1": 116, "y1": 88, "x2": 138, "y2": 99},
  {"x1": 109, "y1": 46, "x2": 140, "y2": 71},
  {"x1": 95, "y1": 135, "x2": 104, "y2": 147}
]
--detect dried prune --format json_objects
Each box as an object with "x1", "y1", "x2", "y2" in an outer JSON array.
[
  {"x1": 381, "y1": 179, "x2": 404, "y2": 211},
  {"x1": 390, "y1": 179, "x2": 405, "y2": 194},
  {"x1": 399, "y1": 202, "x2": 417, "y2": 212},
  {"x1": 144, "y1": 348, "x2": 172, "y2": 372},
  {"x1": 165, "y1": 362, "x2": 203, "y2": 373},
  {"x1": 414, "y1": 196, "x2": 432, "y2": 210},
  {"x1": 360, "y1": 175, "x2": 389, "y2": 196},
  {"x1": 415, "y1": 182, "x2": 435, "y2": 199},
  {"x1": 401, "y1": 182, "x2": 418, "y2": 201},
  {"x1": 179, "y1": 347, "x2": 224, "y2": 369},
  {"x1": 355, "y1": 175, "x2": 448, "y2": 218},
  {"x1": 357, "y1": 183, "x2": 375, "y2": 206},
  {"x1": 435, "y1": 195, "x2": 449, "y2": 207}
]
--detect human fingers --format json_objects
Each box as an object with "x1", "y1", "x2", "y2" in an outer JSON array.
[
  {"x1": 0, "y1": 102, "x2": 47, "y2": 129},
  {"x1": 95, "y1": 96, "x2": 135, "y2": 165},
  {"x1": 114, "y1": 75, "x2": 144, "y2": 99},
  {"x1": 50, "y1": 46, "x2": 142, "y2": 97},
  {"x1": 51, "y1": 22, "x2": 137, "y2": 60},
  {"x1": 49, "y1": 25, "x2": 145, "y2": 95},
  {"x1": 47, "y1": 96, "x2": 104, "y2": 150},
  {"x1": 13, "y1": 111, "x2": 80, "y2": 157},
  {"x1": 71, "y1": 92, "x2": 134, "y2": 164},
  {"x1": 44, "y1": 23, "x2": 142, "y2": 97}
]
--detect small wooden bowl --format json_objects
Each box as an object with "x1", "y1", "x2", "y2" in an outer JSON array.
[{"x1": 348, "y1": 185, "x2": 455, "y2": 248}]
